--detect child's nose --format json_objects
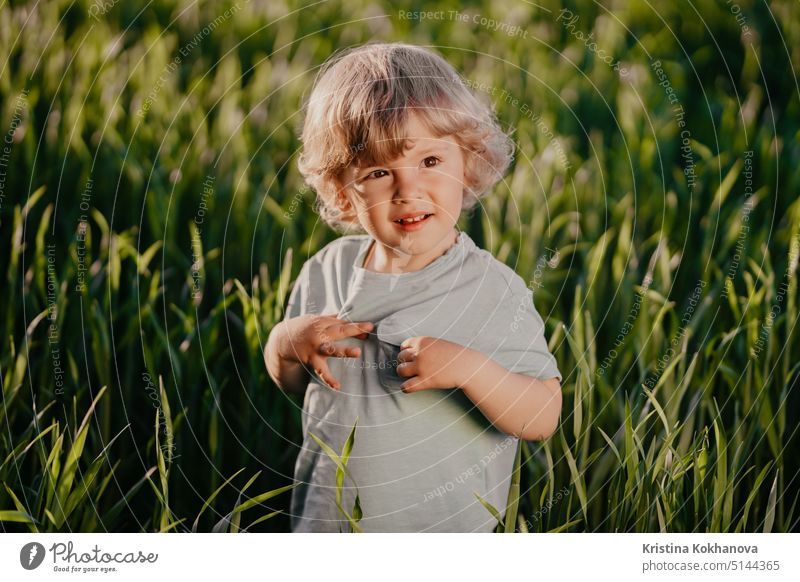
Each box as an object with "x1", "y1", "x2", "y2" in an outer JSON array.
[{"x1": 392, "y1": 167, "x2": 423, "y2": 200}]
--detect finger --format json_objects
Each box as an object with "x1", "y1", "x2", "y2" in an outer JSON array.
[
  {"x1": 402, "y1": 377, "x2": 424, "y2": 393},
  {"x1": 318, "y1": 340, "x2": 337, "y2": 357},
  {"x1": 317, "y1": 342, "x2": 361, "y2": 359},
  {"x1": 397, "y1": 348, "x2": 415, "y2": 363},
  {"x1": 327, "y1": 321, "x2": 375, "y2": 340},
  {"x1": 400, "y1": 336, "x2": 419, "y2": 350},
  {"x1": 341, "y1": 345, "x2": 362, "y2": 358},
  {"x1": 396, "y1": 360, "x2": 418, "y2": 378},
  {"x1": 344, "y1": 321, "x2": 375, "y2": 337},
  {"x1": 311, "y1": 358, "x2": 340, "y2": 391}
]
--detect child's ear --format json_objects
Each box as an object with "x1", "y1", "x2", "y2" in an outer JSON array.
[
  {"x1": 336, "y1": 189, "x2": 350, "y2": 212},
  {"x1": 332, "y1": 177, "x2": 353, "y2": 213}
]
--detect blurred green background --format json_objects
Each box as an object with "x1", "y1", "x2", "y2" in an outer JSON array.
[{"x1": 1, "y1": 0, "x2": 798, "y2": 532}]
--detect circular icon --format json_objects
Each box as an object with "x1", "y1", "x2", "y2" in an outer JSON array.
[{"x1": 20, "y1": 542, "x2": 46, "y2": 570}]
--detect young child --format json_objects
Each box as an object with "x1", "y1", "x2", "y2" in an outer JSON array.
[{"x1": 265, "y1": 41, "x2": 562, "y2": 533}]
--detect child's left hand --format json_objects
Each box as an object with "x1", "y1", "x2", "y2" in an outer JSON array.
[{"x1": 396, "y1": 336, "x2": 477, "y2": 393}]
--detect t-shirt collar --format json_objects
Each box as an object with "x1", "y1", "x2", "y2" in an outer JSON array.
[{"x1": 352, "y1": 230, "x2": 470, "y2": 284}]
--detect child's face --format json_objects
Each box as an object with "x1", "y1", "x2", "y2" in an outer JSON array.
[{"x1": 340, "y1": 113, "x2": 465, "y2": 263}]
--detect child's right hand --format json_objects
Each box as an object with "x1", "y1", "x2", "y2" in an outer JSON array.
[{"x1": 276, "y1": 313, "x2": 373, "y2": 390}]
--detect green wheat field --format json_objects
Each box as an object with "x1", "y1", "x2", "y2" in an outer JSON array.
[{"x1": 1, "y1": 0, "x2": 798, "y2": 533}]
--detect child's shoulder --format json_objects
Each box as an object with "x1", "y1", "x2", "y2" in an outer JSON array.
[
  {"x1": 301, "y1": 234, "x2": 370, "y2": 269},
  {"x1": 462, "y1": 235, "x2": 531, "y2": 297}
]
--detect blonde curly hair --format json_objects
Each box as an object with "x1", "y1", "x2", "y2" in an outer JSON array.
[{"x1": 296, "y1": 41, "x2": 515, "y2": 233}]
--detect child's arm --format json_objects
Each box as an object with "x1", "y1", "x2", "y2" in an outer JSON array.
[
  {"x1": 264, "y1": 320, "x2": 311, "y2": 395},
  {"x1": 457, "y1": 356, "x2": 562, "y2": 441},
  {"x1": 396, "y1": 337, "x2": 562, "y2": 441}
]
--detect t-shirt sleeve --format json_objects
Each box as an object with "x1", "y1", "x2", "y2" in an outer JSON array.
[
  {"x1": 284, "y1": 238, "x2": 352, "y2": 320},
  {"x1": 493, "y1": 288, "x2": 562, "y2": 382},
  {"x1": 285, "y1": 261, "x2": 310, "y2": 319}
]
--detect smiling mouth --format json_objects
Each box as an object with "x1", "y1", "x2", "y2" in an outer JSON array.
[{"x1": 393, "y1": 213, "x2": 433, "y2": 225}]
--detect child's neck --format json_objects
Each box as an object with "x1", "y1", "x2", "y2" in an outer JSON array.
[{"x1": 363, "y1": 229, "x2": 459, "y2": 274}]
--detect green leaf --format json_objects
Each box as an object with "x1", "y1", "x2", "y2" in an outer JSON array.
[
  {"x1": 63, "y1": 425, "x2": 129, "y2": 523},
  {"x1": 192, "y1": 468, "x2": 246, "y2": 532},
  {"x1": 642, "y1": 386, "x2": 670, "y2": 437},
  {"x1": 597, "y1": 427, "x2": 621, "y2": 465},
  {"x1": 474, "y1": 491, "x2": 504, "y2": 529},
  {"x1": 559, "y1": 430, "x2": 587, "y2": 522},
  {"x1": 503, "y1": 439, "x2": 522, "y2": 533},
  {"x1": 246, "y1": 510, "x2": 283, "y2": 530},
  {"x1": 231, "y1": 483, "x2": 297, "y2": 515},
  {"x1": 735, "y1": 462, "x2": 772, "y2": 533},
  {"x1": 0, "y1": 510, "x2": 35, "y2": 523},
  {"x1": 546, "y1": 519, "x2": 582, "y2": 533},
  {"x1": 623, "y1": 397, "x2": 639, "y2": 492},
  {"x1": 308, "y1": 417, "x2": 363, "y2": 531},
  {"x1": 763, "y1": 471, "x2": 778, "y2": 533},
  {"x1": 137, "y1": 240, "x2": 163, "y2": 275},
  {"x1": 4, "y1": 484, "x2": 38, "y2": 532},
  {"x1": 53, "y1": 386, "x2": 108, "y2": 527}
]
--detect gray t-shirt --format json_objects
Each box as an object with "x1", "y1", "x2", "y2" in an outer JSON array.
[{"x1": 284, "y1": 230, "x2": 562, "y2": 532}]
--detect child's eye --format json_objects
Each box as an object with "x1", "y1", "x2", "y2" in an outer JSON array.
[
  {"x1": 422, "y1": 156, "x2": 441, "y2": 168},
  {"x1": 367, "y1": 169, "x2": 388, "y2": 180}
]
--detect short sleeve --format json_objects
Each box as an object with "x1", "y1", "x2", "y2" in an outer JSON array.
[
  {"x1": 493, "y1": 288, "x2": 562, "y2": 382},
  {"x1": 285, "y1": 261, "x2": 310, "y2": 319}
]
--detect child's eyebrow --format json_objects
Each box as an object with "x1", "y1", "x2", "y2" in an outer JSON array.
[{"x1": 404, "y1": 140, "x2": 445, "y2": 155}]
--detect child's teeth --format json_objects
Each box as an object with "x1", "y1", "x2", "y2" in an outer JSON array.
[{"x1": 401, "y1": 215, "x2": 426, "y2": 223}]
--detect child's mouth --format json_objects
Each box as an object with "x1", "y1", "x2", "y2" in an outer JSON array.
[{"x1": 393, "y1": 213, "x2": 433, "y2": 231}]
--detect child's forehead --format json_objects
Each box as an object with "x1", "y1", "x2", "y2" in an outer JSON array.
[{"x1": 347, "y1": 115, "x2": 455, "y2": 168}]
